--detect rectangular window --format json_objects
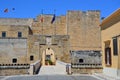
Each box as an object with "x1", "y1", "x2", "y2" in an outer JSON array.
[
  {"x1": 18, "y1": 32, "x2": 22, "y2": 38},
  {"x1": 2, "y1": 32, "x2": 6, "y2": 37},
  {"x1": 113, "y1": 37, "x2": 118, "y2": 55},
  {"x1": 12, "y1": 58, "x2": 17, "y2": 63},
  {"x1": 30, "y1": 55, "x2": 34, "y2": 61}
]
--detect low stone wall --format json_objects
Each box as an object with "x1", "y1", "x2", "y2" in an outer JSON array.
[
  {"x1": 29, "y1": 60, "x2": 41, "y2": 75},
  {"x1": 0, "y1": 69, "x2": 29, "y2": 76},
  {"x1": 71, "y1": 68, "x2": 103, "y2": 74}
]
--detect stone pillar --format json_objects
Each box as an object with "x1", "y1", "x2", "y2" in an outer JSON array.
[
  {"x1": 42, "y1": 51, "x2": 45, "y2": 66},
  {"x1": 29, "y1": 64, "x2": 34, "y2": 75}
]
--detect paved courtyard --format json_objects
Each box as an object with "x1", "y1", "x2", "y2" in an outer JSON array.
[
  {"x1": 0, "y1": 75, "x2": 101, "y2": 80},
  {"x1": 0, "y1": 77, "x2": 5, "y2": 80},
  {"x1": 1, "y1": 74, "x2": 120, "y2": 80}
]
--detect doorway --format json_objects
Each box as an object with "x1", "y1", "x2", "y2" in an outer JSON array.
[{"x1": 42, "y1": 48, "x2": 56, "y2": 65}]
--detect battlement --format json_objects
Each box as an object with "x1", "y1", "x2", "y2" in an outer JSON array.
[
  {"x1": 68, "y1": 10, "x2": 100, "y2": 13},
  {"x1": 87, "y1": 10, "x2": 100, "y2": 12}
]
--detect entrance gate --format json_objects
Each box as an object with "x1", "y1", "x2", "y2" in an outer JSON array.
[{"x1": 42, "y1": 48, "x2": 56, "y2": 65}]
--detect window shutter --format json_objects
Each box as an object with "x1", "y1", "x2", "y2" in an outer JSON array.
[
  {"x1": 109, "y1": 48, "x2": 112, "y2": 65},
  {"x1": 113, "y1": 37, "x2": 118, "y2": 55},
  {"x1": 105, "y1": 48, "x2": 107, "y2": 64}
]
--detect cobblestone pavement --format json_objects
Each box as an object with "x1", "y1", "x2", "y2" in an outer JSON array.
[{"x1": 1, "y1": 75, "x2": 100, "y2": 80}]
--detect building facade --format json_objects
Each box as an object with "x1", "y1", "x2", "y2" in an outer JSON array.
[
  {"x1": 100, "y1": 9, "x2": 120, "y2": 77},
  {"x1": 0, "y1": 10, "x2": 101, "y2": 75}
]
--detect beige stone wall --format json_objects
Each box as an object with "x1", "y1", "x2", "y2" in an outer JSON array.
[
  {"x1": 67, "y1": 10, "x2": 101, "y2": 51},
  {"x1": 0, "y1": 25, "x2": 29, "y2": 38},
  {"x1": 0, "y1": 69, "x2": 28, "y2": 76},
  {"x1": 28, "y1": 35, "x2": 70, "y2": 64},
  {"x1": 0, "y1": 18, "x2": 33, "y2": 26},
  {"x1": 0, "y1": 38, "x2": 28, "y2": 64},
  {"x1": 0, "y1": 25, "x2": 29, "y2": 64},
  {"x1": 0, "y1": 10, "x2": 101, "y2": 65},
  {"x1": 40, "y1": 45, "x2": 70, "y2": 63},
  {"x1": 32, "y1": 15, "x2": 67, "y2": 35},
  {"x1": 71, "y1": 68, "x2": 102, "y2": 74},
  {"x1": 27, "y1": 35, "x2": 40, "y2": 64}
]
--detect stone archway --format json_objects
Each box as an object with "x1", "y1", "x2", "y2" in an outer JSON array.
[{"x1": 42, "y1": 48, "x2": 56, "y2": 66}]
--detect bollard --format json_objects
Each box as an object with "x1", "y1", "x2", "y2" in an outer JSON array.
[
  {"x1": 66, "y1": 64, "x2": 71, "y2": 75},
  {"x1": 68, "y1": 64, "x2": 71, "y2": 75}
]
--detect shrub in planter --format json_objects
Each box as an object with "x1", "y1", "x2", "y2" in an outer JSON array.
[{"x1": 48, "y1": 60, "x2": 53, "y2": 65}]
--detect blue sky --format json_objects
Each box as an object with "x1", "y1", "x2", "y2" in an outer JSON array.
[{"x1": 0, "y1": 0, "x2": 120, "y2": 18}]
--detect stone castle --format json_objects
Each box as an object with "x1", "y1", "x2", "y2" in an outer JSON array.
[{"x1": 0, "y1": 10, "x2": 101, "y2": 75}]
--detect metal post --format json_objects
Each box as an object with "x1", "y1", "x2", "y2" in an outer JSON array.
[{"x1": 54, "y1": 9, "x2": 56, "y2": 36}]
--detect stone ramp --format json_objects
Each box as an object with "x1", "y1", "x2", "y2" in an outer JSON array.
[{"x1": 38, "y1": 61, "x2": 67, "y2": 75}]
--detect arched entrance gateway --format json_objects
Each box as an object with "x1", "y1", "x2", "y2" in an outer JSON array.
[{"x1": 42, "y1": 48, "x2": 56, "y2": 66}]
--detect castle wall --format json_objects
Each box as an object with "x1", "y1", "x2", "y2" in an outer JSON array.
[
  {"x1": 0, "y1": 68, "x2": 29, "y2": 76},
  {"x1": 0, "y1": 25, "x2": 29, "y2": 38},
  {"x1": 67, "y1": 10, "x2": 101, "y2": 51},
  {"x1": 0, "y1": 25, "x2": 29, "y2": 64},
  {"x1": 0, "y1": 18, "x2": 33, "y2": 26},
  {"x1": 0, "y1": 38, "x2": 27, "y2": 64},
  {"x1": 32, "y1": 15, "x2": 67, "y2": 35},
  {"x1": 27, "y1": 35, "x2": 70, "y2": 63},
  {"x1": 0, "y1": 10, "x2": 102, "y2": 75}
]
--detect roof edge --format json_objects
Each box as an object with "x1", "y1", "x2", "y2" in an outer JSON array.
[{"x1": 100, "y1": 8, "x2": 120, "y2": 26}]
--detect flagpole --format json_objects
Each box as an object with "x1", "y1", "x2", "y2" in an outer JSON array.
[
  {"x1": 51, "y1": 9, "x2": 56, "y2": 45},
  {"x1": 54, "y1": 9, "x2": 56, "y2": 36},
  {"x1": 41, "y1": 9, "x2": 43, "y2": 35}
]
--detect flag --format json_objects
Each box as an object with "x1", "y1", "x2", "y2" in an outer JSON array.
[
  {"x1": 12, "y1": 8, "x2": 15, "y2": 10},
  {"x1": 51, "y1": 14, "x2": 55, "y2": 24},
  {"x1": 4, "y1": 8, "x2": 8, "y2": 13}
]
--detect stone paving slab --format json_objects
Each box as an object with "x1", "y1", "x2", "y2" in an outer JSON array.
[
  {"x1": 93, "y1": 73, "x2": 120, "y2": 80},
  {"x1": 0, "y1": 76, "x2": 5, "y2": 80},
  {"x1": 2, "y1": 73, "x2": 118, "y2": 80}
]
